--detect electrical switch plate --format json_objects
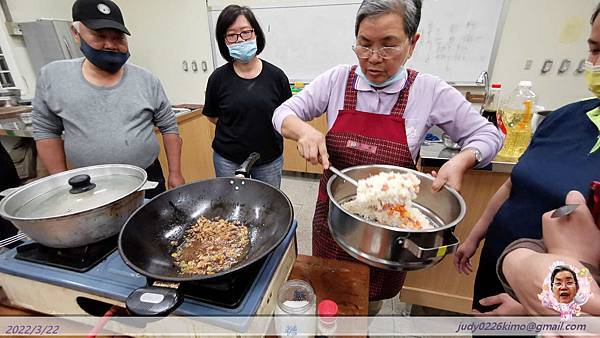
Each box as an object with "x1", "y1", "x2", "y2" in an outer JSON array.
[
  {"x1": 524, "y1": 59, "x2": 533, "y2": 70},
  {"x1": 558, "y1": 59, "x2": 571, "y2": 74},
  {"x1": 541, "y1": 60, "x2": 553, "y2": 74}
]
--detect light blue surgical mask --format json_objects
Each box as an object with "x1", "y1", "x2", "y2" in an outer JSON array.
[
  {"x1": 227, "y1": 40, "x2": 257, "y2": 64},
  {"x1": 355, "y1": 66, "x2": 407, "y2": 88}
]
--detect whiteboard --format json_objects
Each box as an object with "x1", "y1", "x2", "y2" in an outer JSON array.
[{"x1": 208, "y1": 0, "x2": 507, "y2": 84}]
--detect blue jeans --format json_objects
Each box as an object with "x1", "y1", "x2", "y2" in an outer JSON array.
[{"x1": 213, "y1": 152, "x2": 283, "y2": 188}]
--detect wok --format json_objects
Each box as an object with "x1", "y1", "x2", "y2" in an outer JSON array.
[{"x1": 118, "y1": 153, "x2": 294, "y2": 316}]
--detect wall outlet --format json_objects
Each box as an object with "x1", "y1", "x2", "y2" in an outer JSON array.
[
  {"x1": 541, "y1": 60, "x2": 553, "y2": 74},
  {"x1": 575, "y1": 59, "x2": 586, "y2": 74},
  {"x1": 558, "y1": 59, "x2": 571, "y2": 74}
]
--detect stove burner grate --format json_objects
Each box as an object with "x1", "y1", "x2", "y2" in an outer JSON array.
[{"x1": 14, "y1": 236, "x2": 118, "y2": 272}]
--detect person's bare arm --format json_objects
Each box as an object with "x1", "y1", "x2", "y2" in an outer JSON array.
[
  {"x1": 162, "y1": 133, "x2": 184, "y2": 188},
  {"x1": 35, "y1": 138, "x2": 67, "y2": 174},
  {"x1": 471, "y1": 178, "x2": 512, "y2": 242},
  {"x1": 542, "y1": 191, "x2": 600, "y2": 266},
  {"x1": 503, "y1": 191, "x2": 600, "y2": 315},
  {"x1": 455, "y1": 178, "x2": 512, "y2": 274}
]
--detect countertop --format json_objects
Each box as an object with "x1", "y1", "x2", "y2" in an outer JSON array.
[
  {"x1": 0, "y1": 107, "x2": 202, "y2": 139},
  {"x1": 420, "y1": 142, "x2": 515, "y2": 173},
  {"x1": 288, "y1": 254, "x2": 369, "y2": 316},
  {"x1": 0, "y1": 116, "x2": 31, "y2": 138}
]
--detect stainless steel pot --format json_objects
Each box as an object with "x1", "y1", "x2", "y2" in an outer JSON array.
[
  {"x1": 327, "y1": 165, "x2": 466, "y2": 271},
  {"x1": 0, "y1": 88, "x2": 21, "y2": 107},
  {"x1": 442, "y1": 133, "x2": 461, "y2": 150},
  {"x1": 0, "y1": 88, "x2": 21, "y2": 97},
  {"x1": 0, "y1": 164, "x2": 157, "y2": 248},
  {"x1": 0, "y1": 96, "x2": 19, "y2": 107}
]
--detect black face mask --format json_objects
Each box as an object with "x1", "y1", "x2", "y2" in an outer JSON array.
[{"x1": 79, "y1": 35, "x2": 130, "y2": 74}]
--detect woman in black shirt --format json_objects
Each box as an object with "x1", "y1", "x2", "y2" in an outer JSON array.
[
  {"x1": 0, "y1": 143, "x2": 20, "y2": 241},
  {"x1": 203, "y1": 5, "x2": 292, "y2": 187}
]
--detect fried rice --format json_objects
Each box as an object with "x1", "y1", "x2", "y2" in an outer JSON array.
[{"x1": 342, "y1": 171, "x2": 433, "y2": 230}]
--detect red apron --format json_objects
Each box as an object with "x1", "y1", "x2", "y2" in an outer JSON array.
[{"x1": 312, "y1": 65, "x2": 418, "y2": 301}]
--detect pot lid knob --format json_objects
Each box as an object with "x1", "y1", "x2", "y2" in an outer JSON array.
[{"x1": 68, "y1": 174, "x2": 97, "y2": 194}]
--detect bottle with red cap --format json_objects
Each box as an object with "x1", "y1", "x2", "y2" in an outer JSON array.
[
  {"x1": 316, "y1": 299, "x2": 338, "y2": 338},
  {"x1": 482, "y1": 83, "x2": 503, "y2": 130},
  {"x1": 496, "y1": 81, "x2": 537, "y2": 161}
]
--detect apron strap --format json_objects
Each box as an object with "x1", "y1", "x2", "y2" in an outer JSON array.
[
  {"x1": 343, "y1": 65, "x2": 359, "y2": 111},
  {"x1": 390, "y1": 69, "x2": 418, "y2": 117}
]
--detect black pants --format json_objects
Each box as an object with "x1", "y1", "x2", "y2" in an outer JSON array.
[
  {"x1": 144, "y1": 158, "x2": 167, "y2": 199},
  {"x1": 0, "y1": 143, "x2": 20, "y2": 239},
  {"x1": 472, "y1": 241, "x2": 506, "y2": 312}
]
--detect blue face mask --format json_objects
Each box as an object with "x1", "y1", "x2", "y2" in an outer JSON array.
[
  {"x1": 227, "y1": 40, "x2": 257, "y2": 64},
  {"x1": 79, "y1": 35, "x2": 130, "y2": 74},
  {"x1": 355, "y1": 66, "x2": 407, "y2": 88}
]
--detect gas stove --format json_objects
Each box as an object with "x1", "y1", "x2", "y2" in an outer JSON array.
[{"x1": 0, "y1": 222, "x2": 297, "y2": 333}]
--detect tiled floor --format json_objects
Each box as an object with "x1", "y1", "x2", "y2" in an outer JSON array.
[
  {"x1": 280, "y1": 172, "x2": 452, "y2": 321},
  {"x1": 280, "y1": 172, "x2": 319, "y2": 256}
]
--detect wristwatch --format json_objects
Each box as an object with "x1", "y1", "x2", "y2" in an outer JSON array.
[{"x1": 462, "y1": 147, "x2": 483, "y2": 164}]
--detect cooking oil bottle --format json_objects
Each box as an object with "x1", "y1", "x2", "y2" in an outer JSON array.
[{"x1": 496, "y1": 81, "x2": 536, "y2": 162}]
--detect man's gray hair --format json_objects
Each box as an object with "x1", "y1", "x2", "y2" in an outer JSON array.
[{"x1": 355, "y1": 0, "x2": 422, "y2": 38}]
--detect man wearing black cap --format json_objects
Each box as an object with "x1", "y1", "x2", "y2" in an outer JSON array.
[{"x1": 32, "y1": 0, "x2": 184, "y2": 198}]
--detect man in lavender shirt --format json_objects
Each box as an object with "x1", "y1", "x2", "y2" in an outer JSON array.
[{"x1": 272, "y1": 0, "x2": 503, "y2": 314}]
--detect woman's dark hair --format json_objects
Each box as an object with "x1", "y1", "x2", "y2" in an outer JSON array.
[
  {"x1": 592, "y1": 3, "x2": 600, "y2": 25},
  {"x1": 215, "y1": 5, "x2": 266, "y2": 62},
  {"x1": 551, "y1": 266, "x2": 579, "y2": 290}
]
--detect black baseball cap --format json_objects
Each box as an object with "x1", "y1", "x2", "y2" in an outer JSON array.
[{"x1": 72, "y1": 0, "x2": 130, "y2": 35}]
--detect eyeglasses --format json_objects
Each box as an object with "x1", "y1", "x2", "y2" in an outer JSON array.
[
  {"x1": 352, "y1": 45, "x2": 404, "y2": 60},
  {"x1": 553, "y1": 280, "x2": 576, "y2": 288},
  {"x1": 225, "y1": 29, "x2": 255, "y2": 43}
]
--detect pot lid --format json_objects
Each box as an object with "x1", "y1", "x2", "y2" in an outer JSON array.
[{"x1": 1, "y1": 164, "x2": 147, "y2": 220}]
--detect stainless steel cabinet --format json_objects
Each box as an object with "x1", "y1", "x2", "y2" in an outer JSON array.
[{"x1": 19, "y1": 20, "x2": 82, "y2": 76}]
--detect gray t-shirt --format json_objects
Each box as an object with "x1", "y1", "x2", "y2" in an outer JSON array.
[{"x1": 33, "y1": 58, "x2": 178, "y2": 169}]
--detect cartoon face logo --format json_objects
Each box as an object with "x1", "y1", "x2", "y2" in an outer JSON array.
[
  {"x1": 97, "y1": 3, "x2": 111, "y2": 15},
  {"x1": 538, "y1": 261, "x2": 593, "y2": 321},
  {"x1": 551, "y1": 268, "x2": 579, "y2": 304}
]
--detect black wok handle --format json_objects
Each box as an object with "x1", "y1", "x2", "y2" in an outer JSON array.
[
  {"x1": 235, "y1": 152, "x2": 260, "y2": 178},
  {"x1": 126, "y1": 286, "x2": 182, "y2": 316},
  {"x1": 68, "y1": 174, "x2": 96, "y2": 194}
]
